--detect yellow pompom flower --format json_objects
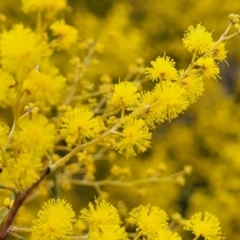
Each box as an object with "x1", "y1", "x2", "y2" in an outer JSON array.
[
  {"x1": 114, "y1": 117, "x2": 152, "y2": 158},
  {"x1": 14, "y1": 114, "x2": 55, "y2": 157},
  {"x1": 0, "y1": 122, "x2": 9, "y2": 147},
  {"x1": 145, "y1": 55, "x2": 178, "y2": 81},
  {"x1": 129, "y1": 205, "x2": 168, "y2": 239},
  {"x1": 0, "y1": 69, "x2": 16, "y2": 107},
  {"x1": 60, "y1": 108, "x2": 100, "y2": 145},
  {"x1": 50, "y1": 19, "x2": 78, "y2": 50},
  {"x1": 156, "y1": 228, "x2": 182, "y2": 240},
  {"x1": 89, "y1": 224, "x2": 128, "y2": 240},
  {"x1": 23, "y1": 68, "x2": 66, "y2": 105},
  {"x1": 7, "y1": 152, "x2": 42, "y2": 191},
  {"x1": 183, "y1": 24, "x2": 213, "y2": 54},
  {"x1": 178, "y1": 70, "x2": 204, "y2": 104},
  {"x1": 210, "y1": 42, "x2": 228, "y2": 62},
  {"x1": 0, "y1": 24, "x2": 51, "y2": 78},
  {"x1": 184, "y1": 212, "x2": 223, "y2": 240},
  {"x1": 22, "y1": 0, "x2": 67, "y2": 13},
  {"x1": 196, "y1": 57, "x2": 220, "y2": 80},
  {"x1": 129, "y1": 91, "x2": 165, "y2": 129},
  {"x1": 154, "y1": 81, "x2": 189, "y2": 121},
  {"x1": 31, "y1": 198, "x2": 76, "y2": 240},
  {"x1": 80, "y1": 199, "x2": 121, "y2": 230},
  {"x1": 110, "y1": 82, "x2": 139, "y2": 107}
]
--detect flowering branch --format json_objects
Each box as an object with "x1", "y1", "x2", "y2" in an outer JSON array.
[
  {"x1": 0, "y1": 167, "x2": 50, "y2": 240},
  {"x1": 67, "y1": 169, "x2": 187, "y2": 188},
  {"x1": 0, "y1": 184, "x2": 18, "y2": 195}
]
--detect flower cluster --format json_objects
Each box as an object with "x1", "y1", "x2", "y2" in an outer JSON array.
[
  {"x1": 31, "y1": 198, "x2": 76, "y2": 240},
  {"x1": 23, "y1": 68, "x2": 66, "y2": 105},
  {"x1": 145, "y1": 55, "x2": 178, "y2": 81},
  {"x1": 0, "y1": 1, "x2": 238, "y2": 239},
  {"x1": 0, "y1": 24, "x2": 51, "y2": 78},
  {"x1": 110, "y1": 81, "x2": 139, "y2": 107},
  {"x1": 183, "y1": 23, "x2": 213, "y2": 54},
  {"x1": 79, "y1": 199, "x2": 127, "y2": 240},
  {"x1": 50, "y1": 19, "x2": 78, "y2": 50},
  {"x1": 60, "y1": 108, "x2": 100, "y2": 145},
  {"x1": 7, "y1": 152, "x2": 42, "y2": 191},
  {"x1": 14, "y1": 114, "x2": 55, "y2": 157},
  {"x1": 184, "y1": 212, "x2": 223, "y2": 240},
  {"x1": 129, "y1": 204, "x2": 169, "y2": 238},
  {"x1": 114, "y1": 117, "x2": 152, "y2": 158}
]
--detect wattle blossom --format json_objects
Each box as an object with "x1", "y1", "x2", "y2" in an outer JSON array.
[
  {"x1": 184, "y1": 212, "x2": 223, "y2": 240},
  {"x1": 31, "y1": 198, "x2": 76, "y2": 240}
]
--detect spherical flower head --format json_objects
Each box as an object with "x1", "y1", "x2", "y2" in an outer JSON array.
[
  {"x1": 0, "y1": 70, "x2": 16, "y2": 107},
  {"x1": 184, "y1": 212, "x2": 223, "y2": 240},
  {"x1": 31, "y1": 198, "x2": 76, "y2": 240},
  {"x1": 80, "y1": 199, "x2": 121, "y2": 230},
  {"x1": 178, "y1": 70, "x2": 204, "y2": 104},
  {"x1": 183, "y1": 24, "x2": 213, "y2": 54},
  {"x1": 23, "y1": 68, "x2": 66, "y2": 105},
  {"x1": 196, "y1": 57, "x2": 220, "y2": 80},
  {"x1": 60, "y1": 108, "x2": 100, "y2": 145},
  {"x1": 14, "y1": 114, "x2": 55, "y2": 157},
  {"x1": 110, "y1": 82, "x2": 139, "y2": 108},
  {"x1": 1, "y1": 24, "x2": 51, "y2": 78},
  {"x1": 22, "y1": 0, "x2": 67, "y2": 13},
  {"x1": 89, "y1": 224, "x2": 128, "y2": 240},
  {"x1": 7, "y1": 152, "x2": 42, "y2": 191},
  {"x1": 154, "y1": 81, "x2": 189, "y2": 121},
  {"x1": 129, "y1": 205, "x2": 168, "y2": 238},
  {"x1": 129, "y1": 91, "x2": 165, "y2": 129},
  {"x1": 0, "y1": 122, "x2": 9, "y2": 147},
  {"x1": 210, "y1": 42, "x2": 228, "y2": 62},
  {"x1": 114, "y1": 117, "x2": 152, "y2": 158},
  {"x1": 50, "y1": 19, "x2": 78, "y2": 50},
  {"x1": 145, "y1": 55, "x2": 178, "y2": 81}
]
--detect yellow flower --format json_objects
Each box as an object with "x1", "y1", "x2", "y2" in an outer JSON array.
[
  {"x1": 114, "y1": 117, "x2": 152, "y2": 158},
  {"x1": 89, "y1": 224, "x2": 128, "y2": 240},
  {"x1": 0, "y1": 122, "x2": 9, "y2": 147},
  {"x1": 129, "y1": 205, "x2": 168, "y2": 238},
  {"x1": 80, "y1": 199, "x2": 121, "y2": 230},
  {"x1": 196, "y1": 57, "x2": 220, "y2": 80},
  {"x1": 210, "y1": 42, "x2": 228, "y2": 62},
  {"x1": 0, "y1": 69, "x2": 16, "y2": 107},
  {"x1": 23, "y1": 68, "x2": 66, "y2": 105},
  {"x1": 50, "y1": 19, "x2": 78, "y2": 50},
  {"x1": 145, "y1": 55, "x2": 178, "y2": 81},
  {"x1": 184, "y1": 212, "x2": 223, "y2": 240},
  {"x1": 155, "y1": 228, "x2": 182, "y2": 240},
  {"x1": 154, "y1": 81, "x2": 189, "y2": 121},
  {"x1": 183, "y1": 24, "x2": 213, "y2": 54},
  {"x1": 7, "y1": 152, "x2": 42, "y2": 191},
  {"x1": 22, "y1": 0, "x2": 67, "y2": 13},
  {"x1": 0, "y1": 24, "x2": 51, "y2": 78},
  {"x1": 110, "y1": 82, "x2": 139, "y2": 107},
  {"x1": 14, "y1": 114, "x2": 55, "y2": 157},
  {"x1": 60, "y1": 108, "x2": 100, "y2": 145},
  {"x1": 178, "y1": 70, "x2": 204, "y2": 104},
  {"x1": 129, "y1": 91, "x2": 165, "y2": 129},
  {"x1": 31, "y1": 198, "x2": 76, "y2": 240}
]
